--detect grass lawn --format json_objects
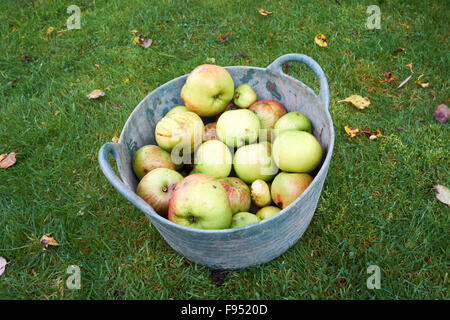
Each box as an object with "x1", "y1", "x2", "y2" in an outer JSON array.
[{"x1": 0, "y1": 0, "x2": 448, "y2": 300}]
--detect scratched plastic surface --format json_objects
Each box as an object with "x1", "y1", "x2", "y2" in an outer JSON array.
[{"x1": 99, "y1": 54, "x2": 334, "y2": 269}]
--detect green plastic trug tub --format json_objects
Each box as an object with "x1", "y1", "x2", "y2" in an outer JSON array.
[{"x1": 99, "y1": 54, "x2": 334, "y2": 270}]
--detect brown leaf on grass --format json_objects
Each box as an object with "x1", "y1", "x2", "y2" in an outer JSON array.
[
  {"x1": 338, "y1": 95, "x2": 371, "y2": 110},
  {"x1": 211, "y1": 269, "x2": 227, "y2": 286},
  {"x1": 257, "y1": 8, "x2": 273, "y2": 16},
  {"x1": 218, "y1": 32, "x2": 230, "y2": 42},
  {"x1": 434, "y1": 184, "x2": 450, "y2": 206},
  {"x1": 405, "y1": 63, "x2": 414, "y2": 73},
  {"x1": 0, "y1": 152, "x2": 17, "y2": 169},
  {"x1": 344, "y1": 126, "x2": 359, "y2": 138},
  {"x1": 393, "y1": 48, "x2": 406, "y2": 55},
  {"x1": 314, "y1": 34, "x2": 328, "y2": 47},
  {"x1": 382, "y1": 72, "x2": 394, "y2": 83},
  {"x1": 45, "y1": 27, "x2": 55, "y2": 36},
  {"x1": 20, "y1": 54, "x2": 34, "y2": 62},
  {"x1": 0, "y1": 257, "x2": 7, "y2": 276},
  {"x1": 40, "y1": 234, "x2": 59, "y2": 250},
  {"x1": 57, "y1": 29, "x2": 66, "y2": 36},
  {"x1": 87, "y1": 89, "x2": 105, "y2": 99},
  {"x1": 433, "y1": 104, "x2": 449, "y2": 123},
  {"x1": 415, "y1": 74, "x2": 429, "y2": 88}
]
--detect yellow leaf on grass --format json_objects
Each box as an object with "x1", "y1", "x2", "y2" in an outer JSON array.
[
  {"x1": 40, "y1": 234, "x2": 59, "y2": 250},
  {"x1": 0, "y1": 152, "x2": 17, "y2": 169},
  {"x1": 338, "y1": 95, "x2": 371, "y2": 110},
  {"x1": 314, "y1": 34, "x2": 328, "y2": 47},
  {"x1": 124, "y1": 78, "x2": 131, "y2": 85},
  {"x1": 131, "y1": 30, "x2": 139, "y2": 35},
  {"x1": 112, "y1": 136, "x2": 119, "y2": 143},
  {"x1": 54, "y1": 110, "x2": 60, "y2": 116},
  {"x1": 132, "y1": 36, "x2": 141, "y2": 44},
  {"x1": 45, "y1": 27, "x2": 54, "y2": 36},
  {"x1": 344, "y1": 126, "x2": 359, "y2": 138},
  {"x1": 257, "y1": 8, "x2": 273, "y2": 16},
  {"x1": 87, "y1": 89, "x2": 105, "y2": 99},
  {"x1": 405, "y1": 63, "x2": 414, "y2": 73},
  {"x1": 415, "y1": 74, "x2": 429, "y2": 88}
]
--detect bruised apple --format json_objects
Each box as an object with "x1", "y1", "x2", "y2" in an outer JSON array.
[
  {"x1": 136, "y1": 168, "x2": 183, "y2": 217},
  {"x1": 168, "y1": 173, "x2": 232, "y2": 229},
  {"x1": 218, "y1": 177, "x2": 251, "y2": 214},
  {"x1": 251, "y1": 179, "x2": 271, "y2": 207},
  {"x1": 132, "y1": 145, "x2": 176, "y2": 180},
  {"x1": 271, "y1": 172, "x2": 313, "y2": 209}
]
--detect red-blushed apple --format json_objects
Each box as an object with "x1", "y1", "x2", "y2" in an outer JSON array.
[
  {"x1": 273, "y1": 111, "x2": 312, "y2": 138},
  {"x1": 233, "y1": 142, "x2": 278, "y2": 184},
  {"x1": 136, "y1": 168, "x2": 183, "y2": 217},
  {"x1": 218, "y1": 177, "x2": 251, "y2": 214},
  {"x1": 233, "y1": 84, "x2": 257, "y2": 108},
  {"x1": 216, "y1": 109, "x2": 261, "y2": 148},
  {"x1": 132, "y1": 145, "x2": 176, "y2": 180},
  {"x1": 191, "y1": 140, "x2": 232, "y2": 179},
  {"x1": 251, "y1": 179, "x2": 271, "y2": 207},
  {"x1": 181, "y1": 64, "x2": 234, "y2": 117},
  {"x1": 166, "y1": 105, "x2": 189, "y2": 115},
  {"x1": 203, "y1": 122, "x2": 218, "y2": 141},
  {"x1": 270, "y1": 172, "x2": 313, "y2": 209},
  {"x1": 272, "y1": 130, "x2": 323, "y2": 173},
  {"x1": 249, "y1": 100, "x2": 286, "y2": 140},
  {"x1": 256, "y1": 206, "x2": 281, "y2": 220},
  {"x1": 168, "y1": 173, "x2": 232, "y2": 229},
  {"x1": 155, "y1": 111, "x2": 204, "y2": 155},
  {"x1": 230, "y1": 212, "x2": 261, "y2": 228}
]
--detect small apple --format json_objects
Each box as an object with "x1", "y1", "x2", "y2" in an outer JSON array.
[
  {"x1": 155, "y1": 111, "x2": 204, "y2": 155},
  {"x1": 256, "y1": 206, "x2": 281, "y2": 220},
  {"x1": 216, "y1": 109, "x2": 261, "y2": 148},
  {"x1": 271, "y1": 172, "x2": 313, "y2": 209},
  {"x1": 181, "y1": 64, "x2": 234, "y2": 117},
  {"x1": 203, "y1": 122, "x2": 218, "y2": 141},
  {"x1": 251, "y1": 179, "x2": 271, "y2": 207},
  {"x1": 249, "y1": 100, "x2": 286, "y2": 139},
  {"x1": 272, "y1": 130, "x2": 322, "y2": 173},
  {"x1": 218, "y1": 177, "x2": 251, "y2": 214},
  {"x1": 168, "y1": 173, "x2": 232, "y2": 229},
  {"x1": 230, "y1": 212, "x2": 261, "y2": 228},
  {"x1": 191, "y1": 140, "x2": 232, "y2": 179},
  {"x1": 233, "y1": 142, "x2": 278, "y2": 184},
  {"x1": 273, "y1": 111, "x2": 312, "y2": 138},
  {"x1": 233, "y1": 84, "x2": 257, "y2": 108},
  {"x1": 136, "y1": 168, "x2": 183, "y2": 217},
  {"x1": 132, "y1": 145, "x2": 176, "y2": 180},
  {"x1": 167, "y1": 105, "x2": 189, "y2": 115}
]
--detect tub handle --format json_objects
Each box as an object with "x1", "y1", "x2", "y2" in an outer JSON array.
[
  {"x1": 267, "y1": 53, "x2": 329, "y2": 110},
  {"x1": 98, "y1": 142, "x2": 151, "y2": 213}
]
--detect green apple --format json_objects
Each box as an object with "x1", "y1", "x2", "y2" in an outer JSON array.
[
  {"x1": 181, "y1": 64, "x2": 234, "y2": 117},
  {"x1": 271, "y1": 172, "x2": 313, "y2": 209},
  {"x1": 233, "y1": 142, "x2": 278, "y2": 184},
  {"x1": 272, "y1": 130, "x2": 322, "y2": 173},
  {"x1": 230, "y1": 212, "x2": 261, "y2": 228},
  {"x1": 155, "y1": 111, "x2": 204, "y2": 156},
  {"x1": 191, "y1": 140, "x2": 232, "y2": 179},
  {"x1": 251, "y1": 179, "x2": 271, "y2": 207},
  {"x1": 167, "y1": 105, "x2": 189, "y2": 115},
  {"x1": 273, "y1": 111, "x2": 312, "y2": 138},
  {"x1": 249, "y1": 100, "x2": 286, "y2": 140},
  {"x1": 132, "y1": 145, "x2": 176, "y2": 180},
  {"x1": 168, "y1": 173, "x2": 232, "y2": 229},
  {"x1": 218, "y1": 177, "x2": 251, "y2": 214},
  {"x1": 256, "y1": 206, "x2": 281, "y2": 220},
  {"x1": 216, "y1": 109, "x2": 261, "y2": 148},
  {"x1": 136, "y1": 168, "x2": 183, "y2": 217},
  {"x1": 233, "y1": 84, "x2": 257, "y2": 108}
]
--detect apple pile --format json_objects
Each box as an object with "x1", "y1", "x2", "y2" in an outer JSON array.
[{"x1": 132, "y1": 64, "x2": 323, "y2": 230}]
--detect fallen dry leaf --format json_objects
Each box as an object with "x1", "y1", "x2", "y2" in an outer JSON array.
[
  {"x1": 40, "y1": 234, "x2": 59, "y2": 250},
  {"x1": 382, "y1": 72, "x2": 394, "y2": 83},
  {"x1": 433, "y1": 104, "x2": 449, "y2": 123},
  {"x1": 206, "y1": 57, "x2": 216, "y2": 64},
  {"x1": 405, "y1": 63, "x2": 414, "y2": 73},
  {"x1": 140, "y1": 38, "x2": 153, "y2": 49},
  {"x1": 393, "y1": 48, "x2": 406, "y2": 55},
  {"x1": 112, "y1": 136, "x2": 119, "y2": 143},
  {"x1": 415, "y1": 74, "x2": 429, "y2": 88},
  {"x1": 219, "y1": 32, "x2": 230, "y2": 42},
  {"x1": 45, "y1": 27, "x2": 54, "y2": 36},
  {"x1": 54, "y1": 110, "x2": 60, "y2": 116},
  {"x1": 434, "y1": 185, "x2": 450, "y2": 206},
  {"x1": 87, "y1": 89, "x2": 105, "y2": 99},
  {"x1": 344, "y1": 126, "x2": 359, "y2": 138},
  {"x1": 338, "y1": 95, "x2": 371, "y2": 110},
  {"x1": 0, "y1": 152, "x2": 17, "y2": 169},
  {"x1": 132, "y1": 34, "x2": 153, "y2": 48},
  {"x1": 314, "y1": 34, "x2": 328, "y2": 47},
  {"x1": 124, "y1": 78, "x2": 131, "y2": 85},
  {"x1": 230, "y1": 52, "x2": 247, "y2": 59},
  {"x1": 257, "y1": 8, "x2": 273, "y2": 16},
  {"x1": 0, "y1": 257, "x2": 7, "y2": 276},
  {"x1": 20, "y1": 54, "x2": 34, "y2": 62},
  {"x1": 57, "y1": 29, "x2": 66, "y2": 36}
]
